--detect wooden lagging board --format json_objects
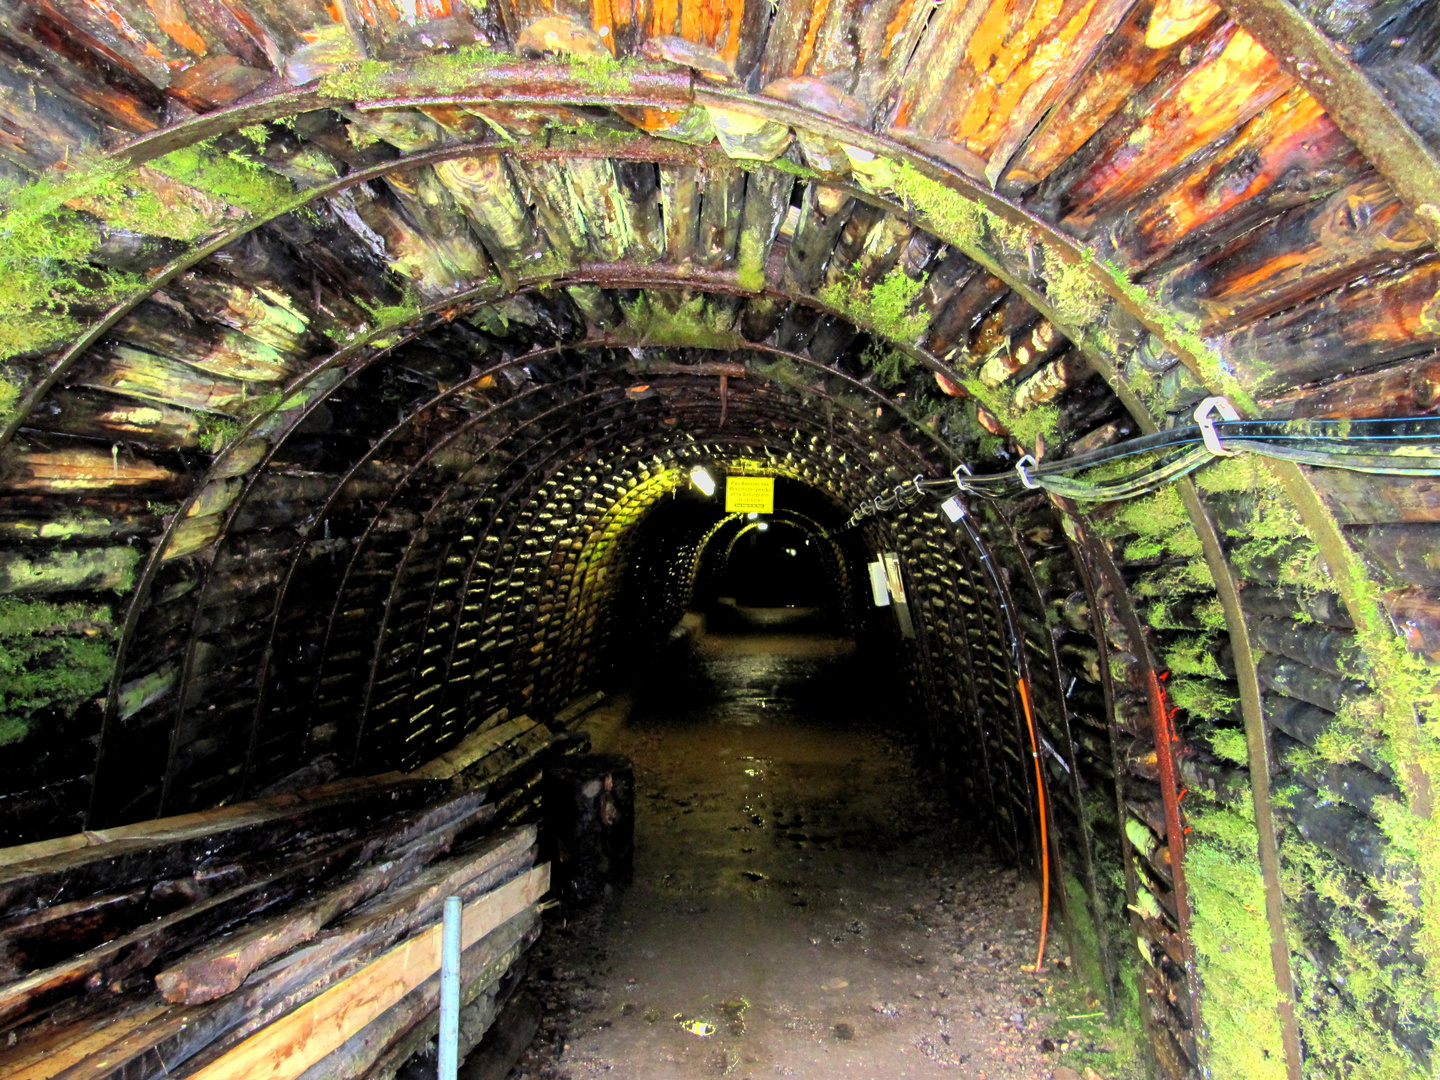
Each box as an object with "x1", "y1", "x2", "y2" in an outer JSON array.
[{"x1": 187, "y1": 864, "x2": 550, "y2": 1080}]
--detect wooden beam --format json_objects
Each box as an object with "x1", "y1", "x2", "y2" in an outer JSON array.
[{"x1": 186, "y1": 864, "x2": 549, "y2": 1080}]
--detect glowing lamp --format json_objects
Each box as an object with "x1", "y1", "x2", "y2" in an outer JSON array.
[{"x1": 690, "y1": 467, "x2": 716, "y2": 496}]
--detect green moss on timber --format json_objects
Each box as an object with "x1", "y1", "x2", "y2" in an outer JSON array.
[
  {"x1": 1166, "y1": 637, "x2": 1226, "y2": 680},
  {"x1": 750, "y1": 355, "x2": 810, "y2": 391},
  {"x1": 1064, "y1": 875, "x2": 1107, "y2": 1002},
  {"x1": 151, "y1": 141, "x2": 294, "y2": 216},
  {"x1": 1111, "y1": 486, "x2": 1194, "y2": 546},
  {"x1": 1131, "y1": 561, "x2": 1213, "y2": 602},
  {"x1": 1168, "y1": 676, "x2": 1237, "y2": 719},
  {"x1": 351, "y1": 291, "x2": 427, "y2": 344},
  {"x1": 321, "y1": 44, "x2": 649, "y2": 102},
  {"x1": 545, "y1": 118, "x2": 643, "y2": 147},
  {"x1": 565, "y1": 51, "x2": 645, "y2": 94},
  {"x1": 197, "y1": 415, "x2": 242, "y2": 453},
  {"x1": 818, "y1": 266, "x2": 929, "y2": 343},
  {"x1": 1194, "y1": 454, "x2": 1273, "y2": 495},
  {"x1": 766, "y1": 156, "x2": 819, "y2": 181},
  {"x1": 1209, "y1": 727, "x2": 1249, "y2": 765},
  {"x1": 1313, "y1": 700, "x2": 1377, "y2": 767},
  {"x1": 237, "y1": 124, "x2": 270, "y2": 149},
  {"x1": 0, "y1": 141, "x2": 299, "y2": 363},
  {"x1": 0, "y1": 598, "x2": 115, "y2": 744},
  {"x1": 956, "y1": 375, "x2": 1060, "y2": 450},
  {"x1": 1044, "y1": 900, "x2": 1146, "y2": 1080},
  {"x1": 1006, "y1": 403, "x2": 1060, "y2": 448},
  {"x1": 618, "y1": 293, "x2": 741, "y2": 349},
  {"x1": 1186, "y1": 803, "x2": 1289, "y2": 1080},
  {"x1": 0, "y1": 547, "x2": 139, "y2": 595},
  {"x1": 890, "y1": 160, "x2": 985, "y2": 252},
  {"x1": 0, "y1": 166, "x2": 135, "y2": 360},
  {"x1": 0, "y1": 376, "x2": 18, "y2": 427},
  {"x1": 736, "y1": 263, "x2": 765, "y2": 293},
  {"x1": 1287, "y1": 841, "x2": 1429, "y2": 1079},
  {"x1": 862, "y1": 342, "x2": 914, "y2": 389},
  {"x1": 1096, "y1": 256, "x2": 1257, "y2": 414},
  {"x1": 1042, "y1": 246, "x2": 1109, "y2": 326},
  {"x1": 1321, "y1": 553, "x2": 1440, "y2": 981}
]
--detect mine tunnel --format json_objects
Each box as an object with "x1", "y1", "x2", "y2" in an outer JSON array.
[{"x1": 1, "y1": 0, "x2": 1440, "y2": 1076}]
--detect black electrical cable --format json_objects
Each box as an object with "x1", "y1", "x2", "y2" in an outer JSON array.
[{"x1": 835, "y1": 411, "x2": 1440, "y2": 531}]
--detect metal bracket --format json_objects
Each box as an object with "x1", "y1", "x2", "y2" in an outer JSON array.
[
  {"x1": 1194, "y1": 396, "x2": 1240, "y2": 457},
  {"x1": 1015, "y1": 453, "x2": 1041, "y2": 489}
]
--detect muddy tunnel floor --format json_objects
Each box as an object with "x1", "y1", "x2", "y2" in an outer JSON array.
[{"x1": 509, "y1": 613, "x2": 1139, "y2": 1080}]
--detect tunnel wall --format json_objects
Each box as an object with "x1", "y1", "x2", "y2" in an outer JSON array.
[{"x1": 0, "y1": 1, "x2": 1438, "y2": 1077}]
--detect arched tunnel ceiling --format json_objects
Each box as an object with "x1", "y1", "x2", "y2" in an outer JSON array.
[{"x1": 3, "y1": 2, "x2": 1440, "y2": 1077}]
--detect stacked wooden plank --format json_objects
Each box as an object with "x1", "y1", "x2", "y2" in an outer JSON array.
[
  {"x1": 0, "y1": 734, "x2": 567, "y2": 1080},
  {"x1": 415, "y1": 709, "x2": 591, "y2": 829}
]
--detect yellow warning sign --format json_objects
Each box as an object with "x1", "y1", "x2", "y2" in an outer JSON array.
[{"x1": 725, "y1": 475, "x2": 774, "y2": 514}]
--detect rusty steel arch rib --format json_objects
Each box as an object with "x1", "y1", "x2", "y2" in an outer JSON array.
[{"x1": 213, "y1": 364, "x2": 945, "y2": 797}]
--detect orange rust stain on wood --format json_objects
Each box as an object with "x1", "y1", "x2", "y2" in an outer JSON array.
[
  {"x1": 1262, "y1": 355, "x2": 1440, "y2": 420},
  {"x1": 882, "y1": 0, "x2": 918, "y2": 57},
  {"x1": 6, "y1": 450, "x2": 178, "y2": 492},
  {"x1": 589, "y1": 0, "x2": 632, "y2": 51},
  {"x1": 1119, "y1": 88, "x2": 1343, "y2": 263},
  {"x1": 1144, "y1": 0, "x2": 1220, "y2": 48},
  {"x1": 1002, "y1": 1, "x2": 1200, "y2": 190},
  {"x1": 793, "y1": 0, "x2": 832, "y2": 75},
  {"x1": 617, "y1": 105, "x2": 688, "y2": 130},
  {"x1": 1065, "y1": 24, "x2": 1291, "y2": 224},
  {"x1": 692, "y1": 0, "x2": 744, "y2": 62},
  {"x1": 1192, "y1": 181, "x2": 1429, "y2": 330},
  {"x1": 950, "y1": 0, "x2": 1099, "y2": 153},
  {"x1": 719, "y1": 0, "x2": 744, "y2": 63},
  {"x1": 144, "y1": 0, "x2": 209, "y2": 54},
  {"x1": 357, "y1": 0, "x2": 403, "y2": 23},
  {"x1": 86, "y1": 0, "x2": 172, "y2": 61},
  {"x1": 645, "y1": 0, "x2": 743, "y2": 61},
  {"x1": 648, "y1": 0, "x2": 679, "y2": 39}
]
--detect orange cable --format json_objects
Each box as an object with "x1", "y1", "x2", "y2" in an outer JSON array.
[{"x1": 1017, "y1": 675, "x2": 1050, "y2": 972}]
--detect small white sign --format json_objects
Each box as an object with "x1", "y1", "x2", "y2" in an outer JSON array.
[
  {"x1": 941, "y1": 497, "x2": 963, "y2": 522},
  {"x1": 868, "y1": 560, "x2": 891, "y2": 607}
]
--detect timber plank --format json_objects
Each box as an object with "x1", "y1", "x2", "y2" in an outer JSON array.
[
  {"x1": 56, "y1": 830, "x2": 538, "y2": 1080},
  {"x1": 183, "y1": 864, "x2": 549, "y2": 1080}
]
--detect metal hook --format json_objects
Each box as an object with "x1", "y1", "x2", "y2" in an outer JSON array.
[
  {"x1": 1193, "y1": 396, "x2": 1240, "y2": 457},
  {"x1": 1015, "y1": 453, "x2": 1041, "y2": 489}
]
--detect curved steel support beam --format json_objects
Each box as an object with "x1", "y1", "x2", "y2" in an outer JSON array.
[
  {"x1": 8, "y1": 66, "x2": 1279, "y2": 455},
  {"x1": 1175, "y1": 478, "x2": 1303, "y2": 1080},
  {"x1": 175, "y1": 378, "x2": 927, "y2": 799},
  {"x1": 102, "y1": 287, "x2": 958, "y2": 774}
]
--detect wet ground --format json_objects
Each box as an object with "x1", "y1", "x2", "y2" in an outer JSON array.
[{"x1": 511, "y1": 612, "x2": 1133, "y2": 1080}]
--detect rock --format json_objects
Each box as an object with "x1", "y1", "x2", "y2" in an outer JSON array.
[
  {"x1": 834, "y1": 1022, "x2": 855, "y2": 1040},
  {"x1": 1050, "y1": 1069, "x2": 1082, "y2": 1080}
]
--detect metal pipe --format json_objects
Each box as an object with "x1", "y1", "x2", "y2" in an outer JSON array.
[{"x1": 438, "y1": 895, "x2": 462, "y2": 1080}]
